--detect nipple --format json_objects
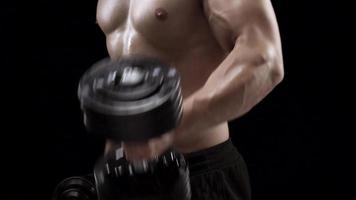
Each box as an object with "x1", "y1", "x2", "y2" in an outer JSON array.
[{"x1": 155, "y1": 8, "x2": 168, "y2": 21}]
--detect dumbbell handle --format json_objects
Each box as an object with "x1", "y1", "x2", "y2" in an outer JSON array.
[{"x1": 102, "y1": 147, "x2": 182, "y2": 176}]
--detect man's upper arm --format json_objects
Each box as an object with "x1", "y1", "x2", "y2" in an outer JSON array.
[{"x1": 203, "y1": 0, "x2": 282, "y2": 53}]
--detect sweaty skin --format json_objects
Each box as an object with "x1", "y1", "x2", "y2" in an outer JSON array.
[{"x1": 98, "y1": 0, "x2": 284, "y2": 160}]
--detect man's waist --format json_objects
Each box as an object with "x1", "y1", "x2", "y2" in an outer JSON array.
[
  {"x1": 183, "y1": 138, "x2": 241, "y2": 176},
  {"x1": 174, "y1": 122, "x2": 229, "y2": 153}
]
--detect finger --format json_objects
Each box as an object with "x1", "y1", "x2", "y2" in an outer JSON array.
[
  {"x1": 123, "y1": 132, "x2": 174, "y2": 161},
  {"x1": 148, "y1": 132, "x2": 174, "y2": 158},
  {"x1": 123, "y1": 142, "x2": 151, "y2": 161},
  {"x1": 104, "y1": 139, "x2": 121, "y2": 155}
]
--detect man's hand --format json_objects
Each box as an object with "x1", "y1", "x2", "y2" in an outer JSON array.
[
  {"x1": 122, "y1": 131, "x2": 174, "y2": 161},
  {"x1": 104, "y1": 132, "x2": 174, "y2": 161}
]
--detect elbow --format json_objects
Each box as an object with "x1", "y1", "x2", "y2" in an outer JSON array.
[
  {"x1": 261, "y1": 46, "x2": 284, "y2": 87},
  {"x1": 250, "y1": 44, "x2": 284, "y2": 87},
  {"x1": 270, "y1": 59, "x2": 284, "y2": 86}
]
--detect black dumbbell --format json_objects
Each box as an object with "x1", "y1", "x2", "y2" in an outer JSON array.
[
  {"x1": 77, "y1": 57, "x2": 190, "y2": 200},
  {"x1": 78, "y1": 57, "x2": 183, "y2": 141},
  {"x1": 52, "y1": 175, "x2": 97, "y2": 200}
]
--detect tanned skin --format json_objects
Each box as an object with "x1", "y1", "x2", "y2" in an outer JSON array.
[{"x1": 98, "y1": 0, "x2": 284, "y2": 160}]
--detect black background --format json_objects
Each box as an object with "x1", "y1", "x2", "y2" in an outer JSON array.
[{"x1": 9, "y1": 0, "x2": 354, "y2": 200}]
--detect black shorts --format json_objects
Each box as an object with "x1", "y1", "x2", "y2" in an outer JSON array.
[{"x1": 184, "y1": 139, "x2": 251, "y2": 200}]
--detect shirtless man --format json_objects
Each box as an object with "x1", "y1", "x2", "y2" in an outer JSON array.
[{"x1": 98, "y1": 0, "x2": 284, "y2": 199}]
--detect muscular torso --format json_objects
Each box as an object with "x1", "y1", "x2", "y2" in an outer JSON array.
[{"x1": 97, "y1": 0, "x2": 229, "y2": 152}]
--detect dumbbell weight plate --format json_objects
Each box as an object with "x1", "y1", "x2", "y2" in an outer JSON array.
[
  {"x1": 78, "y1": 57, "x2": 183, "y2": 141},
  {"x1": 52, "y1": 176, "x2": 97, "y2": 200},
  {"x1": 94, "y1": 148, "x2": 191, "y2": 200}
]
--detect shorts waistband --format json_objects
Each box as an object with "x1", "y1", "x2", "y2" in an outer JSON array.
[{"x1": 183, "y1": 139, "x2": 241, "y2": 176}]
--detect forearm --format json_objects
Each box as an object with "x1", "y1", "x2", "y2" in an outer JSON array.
[{"x1": 178, "y1": 36, "x2": 284, "y2": 136}]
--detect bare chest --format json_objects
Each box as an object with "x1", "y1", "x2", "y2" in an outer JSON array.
[{"x1": 97, "y1": 0, "x2": 203, "y2": 44}]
